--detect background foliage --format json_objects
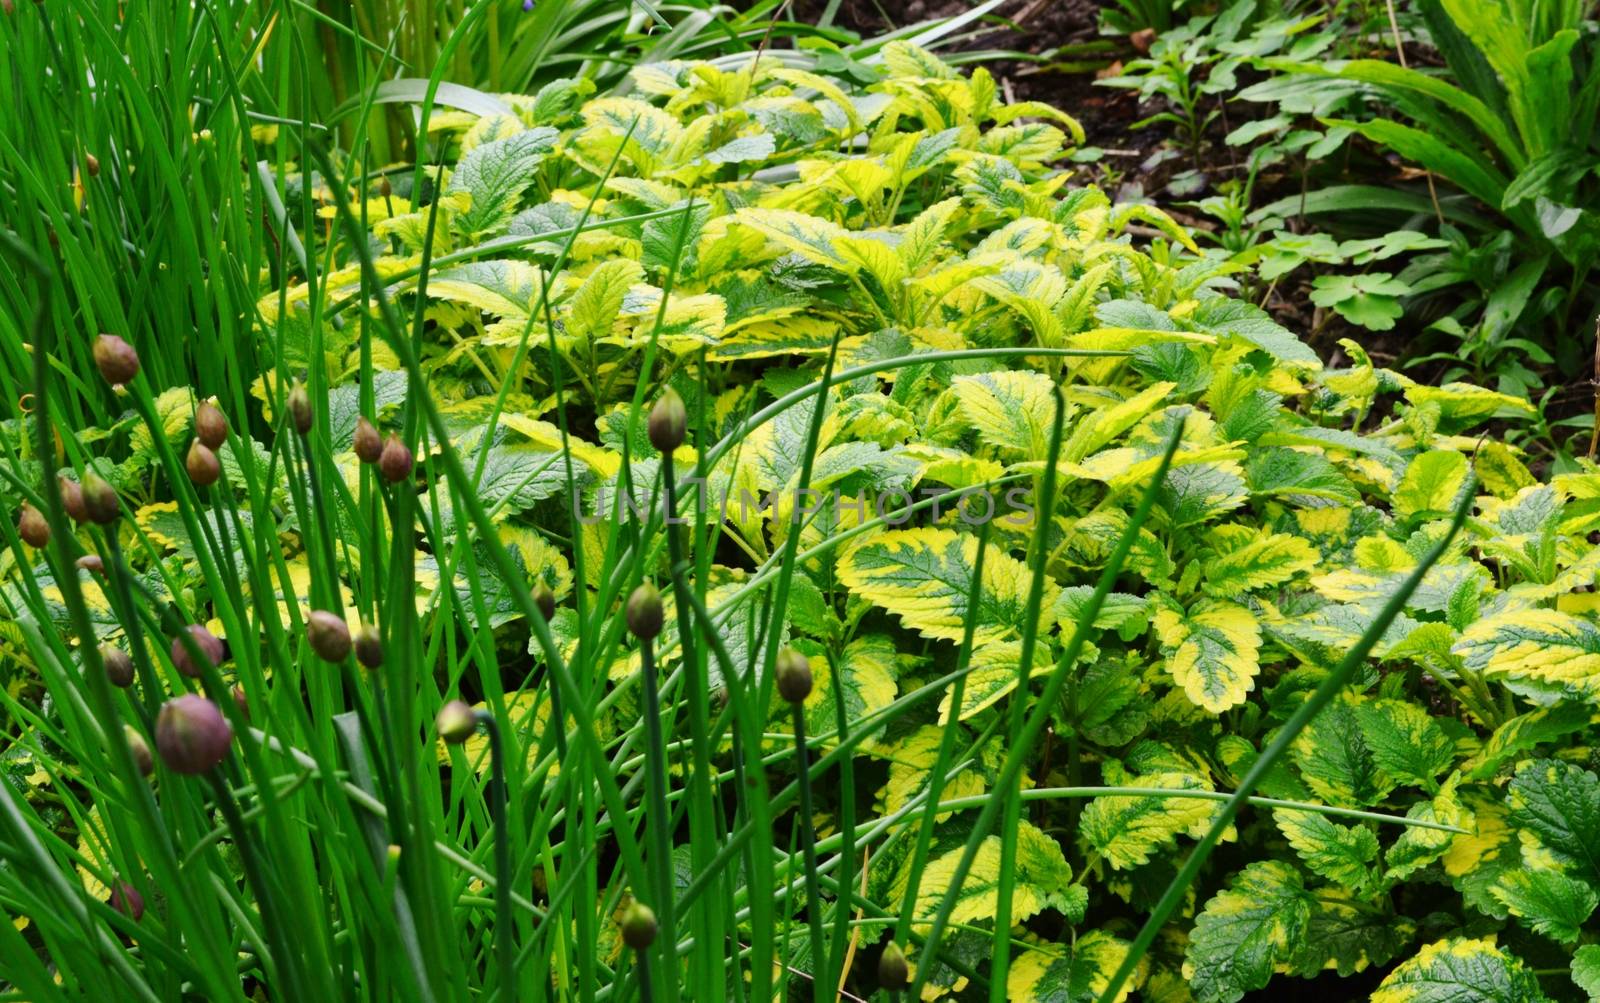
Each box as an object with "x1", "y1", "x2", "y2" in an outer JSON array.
[{"x1": 1, "y1": 1, "x2": 1598, "y2": 1002}]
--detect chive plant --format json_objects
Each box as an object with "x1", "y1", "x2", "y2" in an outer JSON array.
[{"x1": 0, "y1": 4, "x2": 1494, "y2": 1002}]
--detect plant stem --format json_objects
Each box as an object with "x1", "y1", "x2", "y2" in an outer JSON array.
[
  {"x1": 480, "y1": 711, "x2": 516, "y2": 1000},
  {"x1": 790, "y1": 704, "x2": 827, "y2": 1003}
]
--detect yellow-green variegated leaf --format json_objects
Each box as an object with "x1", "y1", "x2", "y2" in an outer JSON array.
[
  {"x1": 890, "y1": 821, "x2": 1076, "y2": 928},
  {"x1": 874, "y1": 725, "x2": 1000, "y2": 820},
  {"x1": 1403, "y1": 382, "x2": 1535, "y2": 421},
  {"x1": 838, "y1": 528, "x2": 1052, "y2": 644},
  {"x1": 1198, "y1": 526, "x2": 1319, "y2": 598},
  {"x1": 949, "y1": 370, "x2": 1060, "y2": 458},
  {"x1": 704, "y1": 316, "x2": 845, "y2": 362},
  {"x1": 1385, "y1": 774, "x2": 1468, "y2": 880},
  {"x1": 1392, "y1": 450, "x2": 1469, "y2": 523},
  {"x1": 733, "y1": 207, "x2": 851, "y2": 269},
  {"x1": 1061, "y1": 381, "x2": 1175, "y2": 461},
  {"x1": 1153, "y1": 600, "x2": 1261, "y2": 713},
  {"x1": 938, "y1": 639, "x2": 1051, "y2": 723},
  {"x1": 1006, "y1": 932, "x2": 1139, "y2": 1003},
  {"x1": 1182, "y1": 861, "x2": 1311, "y2": 1003},
  {"x1": 1371, "y1": 937, "x2": 1545, "y2": 1003},
  {"x1": 1079, "y1": 771, "x2": 1215, "y2": 870},
  {"x1": 797, "y1": 634, "x2": 899, "y2": 743},
  {"x1": 1491, "y1": 868, "x2": 1598, "y2": 944},
  {"x1": 564, "y1": 259, "x2": 645, "y2": 343},
  {"x1": 1454, "y1": 609, "x2": 1600, "y2": 697},
  {"x1": 1273, "y1": 809, "x2": 1379, "y2": 896}
]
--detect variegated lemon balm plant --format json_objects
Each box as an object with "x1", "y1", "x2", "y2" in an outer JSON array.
[{"x1": 4, "y1": 20, "x2": 1600, "y2": 1003}]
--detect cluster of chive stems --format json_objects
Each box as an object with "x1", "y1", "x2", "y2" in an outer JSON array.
[
  {"x1": 19, "y1": 341, "x2": 919, "y2": 993},
  {"x1": 14, "y1": 334, "x2": 401, "y2": 920}
]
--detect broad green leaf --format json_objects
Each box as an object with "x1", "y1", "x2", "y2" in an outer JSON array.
[
  {"x1": 1187, "y1": 298, "x2": 1320, "y2": 368},
  {"x1": 1183, "y1": 861, "x2": 1311, "y2": 1003},
  {"x1": 1393, "y1": 450, "x2": 1469, "y2": 523},
  {"x1": 565, "y1": 259, "x2": 646, "y2": 342},
  {"x1": 1291, "y1": 695, "x2": 1391, "y2": 807},
  {"x1": 1491, "y1": 869, "x2": 1598, "y2": 944},
  {"x1": 1199, "y1": 526, "x2": 1320, "y2": 598},
  {"x1": 1385, "y1": 775, "x2": 1468, "y2": 880},
  {"x1": 1572, "y1": 945, "x2": 1600, "y2": 999},
  {"x1": 1355, "y1": 698, "x2": 1455, "y2": 789},
  {"x1": 448, "y1": 128, "x2": 559, "y2": 238},
  {"x1": 1371, "y1": 937, "x2": 1546, "y2": 1003},
  {"x1": 1006, "y1": 932, "x2": 1138, "y2": 1003},
  {"x1": 1284, "y1": 890, "x2": 1414, "y2": 978},
  {"x1": 937, "y1": 639, "x2": 1051, "y2": 723},
  {"x1": 888, "y1": 820, "x2": 1077, "y2": 928},
  {"x1": 949, "y1": 370, "x2": 1059, "y2": 457},
  {"x1": 1079, "y1": 771, "x2": 1215, "y2": 870},
  {"x1": 733, "y1": 207, "x2": 851, "y2": 269},
  {"x1": 1506, "y1": 759, "x2": 1600, "y2": 882},
  {"x1": 1153, "y1": 600, "x2": 1261, "y2": 713},
  {"x1": 1454, "y1": 610, "x2": 1600, "y2": 697},
  {"x1": 838, "y1": 528, "x2": 1052, "y2": 644},
  {"x1": 1274, "y1": 808, "x2": 1379, "y2": 895}
]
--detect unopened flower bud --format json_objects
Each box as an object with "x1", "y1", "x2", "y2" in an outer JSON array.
[
  {"x1": 194, "y1": 400, "x2": 227, "y2": 448},
  {"x1": 353, "y1": 416, "x2": 382, "y2": 463},
  {"x1": 18, "y1": 502, "x2": 48, "y2": 548},
  {"x1": 878, "y1": 942, "x2": 909, "y2": 990},
  {"x1": 648, "y1": 388, "x2": 687, "y2": 454},
  {"x1": 625, "y1": 583, "x2": 663, "y2": 640},
  {"x1": 124, "y1": 725, "x2": 153, "y2": 776},
  {"x1": 186, "y1": 440, "x2": 220, "y2": 487},
  {"x1": 155, "y1": 694, "x2": 233, "y2": 774},
  {"x1": 93, "y1": 334, "x2": 139, "y2": 386},
  {"x1": 110, "y1": 882, "x2": 144, "y2": 921},
  {"x1": 436, "y1": 700, "x2": 478, "y2": 744},
  {"x1": 59, "y1": 475, "x2": 87, "y2": 523},
  {"x1": 354, "y1": 623, "x2": 383, "y2": 669},
  {"x1": 100, "y1": 643, "x2": 134, "y2": 687},
  {"x1": 379, "y1": 435, "x2": 414, "y2": 483},
  {"x1": 85, "y1": 153, "x2": 100, "y2": 178},
  {"x1": 232, "y1": 684, "x2": 248, "y2": 719},
  {"x1": 170, "y1": 624, "x2": 224, "y2": 677},
  {"x1": 307, "y1": 610, "x2": 352, "y2": 662},
  {"x1": 620, "y1": 900, "x2": 657, "y2": 950},
  {"x1": 82, "y1": 472, "x2": 119, "y2": 525},
  {"x1": 286, "y1": 382, "x2": 312, "y2": 436},
  {"x1": 776, "y1": 647, "x2": 813, "y2": 704},
  {"x1": 76, "y1": 554, "x2": 104, "y2": 574},
  {"x1": 378, "y1": 177, "x2": 392, "y2": 198},
  {"x1": 533, "y1": 582, "x2": 556, "y2": 621}
]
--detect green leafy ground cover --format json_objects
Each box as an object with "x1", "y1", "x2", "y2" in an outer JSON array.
[{"x1": 3, "y1": 6, "x2": 1600, "y2": 1003}]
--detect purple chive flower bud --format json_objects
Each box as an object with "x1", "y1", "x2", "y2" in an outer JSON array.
[
  {"x1": 110, "y1": 882, "x2": 144, "y2": 921},
  {"x1": 879, "y1": 942, "x2": 909, "y2": 990},
  {"x1": 100, "y1": 643, "x2": 134, "y2": 687},
  {"x1": 170, "y1": 624, "x2": 224, "y2": 677},
  {"x1": 125, "y1": 725, "x2": 153, "y2": 776},
  {"x1": 533, "y1": 582, "x2": 556, "y2": 621},
  {"x1": 436, "y1": 700, "x2": 478, "y2": 744},
  {"x1": 17, "y1": 503, "x2": 48, "y2": 548},
  {"x1": 353, "y1": 416, "x2": 382, "y2": 463},
  {"x1": 194, "y1": 401, "x2": 228, "y2": 449},
  {"x1": 620, "y1": 900, "x2": 657, "y2": 950},
  {"x1": 93, "y1": 334, "x2": 139, "y2": 386},
  {"x1": 625, "y1": 583, "x2": 663, "y2": 640},
  {"x1": 354, "y1": 623, "x2": 383, "y2": 669},
  {"x1": 154, "y1": 694, "x2": 233, "y2": 774},
  {"x1": 186, "y1": 440, "x2": 221, "y2": 487},
  {"x1": 307, "y1": 610, "x2": 352, "y2": 662},
  {"x1": 648, "y1": 388, "x2": 687, "y2": 454},
  {"x1": 59, "y1": 475, "x2": 87, "y2": 524},
  {"x1": 81, "y1": 472, "x2": 120, "y2": 525},
  {"x1": 379, "y1": 434, "x2": 414, "y2": 483},
  {"x1": 776, "y1": 647, "x2": 813, "y2": 704},
  {"x1": 76, "y1": 554, "x2": 104, "y2": 574}
]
